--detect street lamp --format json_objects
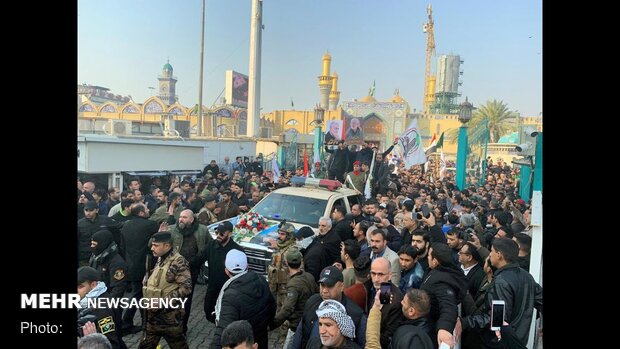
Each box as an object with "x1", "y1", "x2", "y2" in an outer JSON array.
[
  {"x1": 456, "y1": 97, "x2": 473, "y2": 189},
  {"x1": 313, "y1": 104, "x2": 325, "y2": 168}
]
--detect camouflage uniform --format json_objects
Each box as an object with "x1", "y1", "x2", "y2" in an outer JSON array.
[
  {"x1": 267, "y1": 223, "x2": 297, "y2": 347},
  {"x1": 345, "y1": 171, "x2": 367, "y2": 193},
  {"x1": 196, "y1": 207, "x2": 217, "y2": 226},
  {"x1": 139, "y1": 250, "x2": 192, "y2": 349}
]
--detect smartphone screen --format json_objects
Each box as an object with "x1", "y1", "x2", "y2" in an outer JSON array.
[
  {"x1": 379, "y1": 282, "x2": 392, "y2": 304},
  {"x1": 421, "y1": 205, "x2": 430, "y2": 218},
  {"x1": 491, "y1": 301, "x2": 505, "y2": 330}
]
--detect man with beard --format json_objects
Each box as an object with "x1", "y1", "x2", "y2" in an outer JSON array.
[
  {"x1": 140, "y1": 232, "x2": 192, "y2": 349},
  {"x1": 195, "y1": 221, "x2": 243, "y2": 323},
  {"x1": 166, "y1": 209, "x2": 213, "y2": 334}
]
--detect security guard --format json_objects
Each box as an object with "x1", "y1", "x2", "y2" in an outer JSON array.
[
  {"x1": 89, "y1": 229, "x2": 128, "y2": 299},
  {"x1": 270, "y1": 249, "x2": 318, "y2": 348},
  {"x1": 139, "y1": 232, "x2": 192, "y2": 349},
  {"x1": 77, "y1": 266, "x2": 127, "y2": 349},
  {"x1": 345, "y1": 160, "x2": 366, "y2": 193},
  {"x1": 267, "y1": 222, "x2": 297, "y2": 346}
]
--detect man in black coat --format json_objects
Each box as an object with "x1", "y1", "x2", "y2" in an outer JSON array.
[
  {"x1": 421, "y1": 243, "x2": 469, "y2": 348},
  {"x1": 325, "y1": 140, "x2": 350, "y2": 183},
  {"x1": 302, "y1": 217, "x2": 341, "y2": 281},
  {"x1": 118, "y1": 203, "x2": 158, "y2": 331},
  {"x1": 390, "y1": 288, "x2": 434, "y2": 349},
  {"x1": 210, "y1": 249, "x2": 275, "y2": 349},
  {"x1": 78, "y1": 201, "x2": 123, "y2": 266},
  {"x1": 77, "y1": 267, "x2": 127, "y2": 349},
  {"x1": 88, "y1": 229, "x2": 127, "y2": 299},
  {"x1": 194, "y1": 221, "x2": 243, "y2": 324},
  {"x1": 460, "y1": 238, "x2": 542, "y2": 349}
]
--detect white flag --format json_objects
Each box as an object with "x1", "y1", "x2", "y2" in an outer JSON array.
[
  {"x1": 312, "y1": 149, "x2": 321, "y2": 175},
  {"x1": 398, "y1": 119, "x2": 427, "y2": 168},
  {"x1": 272, "y1": 157, "x2": 280, "y2": 183},
  {"x1": 364, "y1": 151, "x2": 376, "y2": 200},
  {"x1": 440, "y1": 150, "x2": 446, "y2": 180}
]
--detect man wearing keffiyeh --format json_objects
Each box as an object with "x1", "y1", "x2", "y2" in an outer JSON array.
[{"x1": 305, "y1": 299, "x2": 361, "y2": 349}]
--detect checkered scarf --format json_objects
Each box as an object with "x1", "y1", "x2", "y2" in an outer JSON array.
[{"x1": 315, "y1": 299, "x2": 356, "y2": 339}]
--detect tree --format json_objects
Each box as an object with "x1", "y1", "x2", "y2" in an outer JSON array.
[{"x1": 446, "y1": 99, "x2": 517, "y2": 144}]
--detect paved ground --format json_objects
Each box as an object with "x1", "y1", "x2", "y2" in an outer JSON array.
[{"x1": 122, "y1": 284, "x2": 279, "y2": 349}]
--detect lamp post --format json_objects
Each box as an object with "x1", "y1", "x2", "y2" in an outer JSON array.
[
  {"x1": 456, "y1": 97, "x2": 473, "y2": 189},
  {"x1": 313, "y1": 105, "x2": 325, "y2": 169}
]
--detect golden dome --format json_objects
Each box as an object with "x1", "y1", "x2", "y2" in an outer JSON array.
[
  {"x1": 359, "y1": 95, "x2": 377, "y2": 103},
  {"x1": 390, "y1": 94, "x2": 404, "y2": 103}
]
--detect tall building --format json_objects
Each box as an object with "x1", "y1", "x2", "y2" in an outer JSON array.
[
  {"x1": 158, "y1": 60, "x2": 178, "y2": 105},
  {"x1": 318, "y1": 52, "x2": 334, "y2": 110}
]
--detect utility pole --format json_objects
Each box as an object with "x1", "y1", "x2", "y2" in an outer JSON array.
[{"x1": 197, "y1": 0, "x2": 205, "y2": 136}]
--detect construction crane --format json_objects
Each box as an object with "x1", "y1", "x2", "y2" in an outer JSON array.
[{"x1": 422, "y1": 4, "x2": 435, "y2": 115}]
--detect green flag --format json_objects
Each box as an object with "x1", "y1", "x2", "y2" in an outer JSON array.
[{"x1": 436, "y1": 132, "x2": 444, "y2": 148}]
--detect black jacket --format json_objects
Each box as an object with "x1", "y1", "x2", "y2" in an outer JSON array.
[
  {"x1": 210, "y1": 271, "x2": 276, "y2": 349},
  {"x1": 119, "y1": 216, "x2": 159, "y2": 281},
  {"x1": 77, "y1": 215, "x2": 122, "y2": 265},
  {"x1": 301, "y1": 237, "x2": 328, "y2": 282},
  {"x1": 465, "y1": 263, "x2": 486, "y2": 299},
  {"x1": 420, "y1": 265, "x2": 469, "y2": 334},
  {"x1": 333, "y1": 219, "x2": 354, "y2": 241},
  {"x1": 77, "y1": 292, "x2": 127, "y2": 349},
  {"x1": 462, "y1": 263, "x2": 543, "y2": 347},
  {"x1": 196, "y1": 239, "x2": 243, "y2": 323},
  {"x1": 390, "y1": 317, "x2": 434, "y2": 349},
  {"x1": 88, "y1": 243, "x2": 127, "y2": 298}
]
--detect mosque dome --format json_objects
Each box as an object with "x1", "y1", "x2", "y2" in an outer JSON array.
[{"x1": 359, "y1": 95, "x2": 377, "y2": 103}]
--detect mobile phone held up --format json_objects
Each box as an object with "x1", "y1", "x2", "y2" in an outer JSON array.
[
  {"x1": 421, "y1": 205, "x2": 430, "y2": 219},
  {"x1": 379, "y1": 282, "x2": 392, "y2": 304},
  {"x1": 490, "y1": 300, "x2": 505, "y2": 331}
]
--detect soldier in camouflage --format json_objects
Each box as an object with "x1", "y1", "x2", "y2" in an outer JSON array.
[
  {"x1": 268, "y1": 222, "x2": 298, "y2": 347},
  {"x1": 269, "y1": 249, "x2": 318, "y2": 349},
  {"x1": 139, "y1": 232, "x2": 192, "y2": 349}
]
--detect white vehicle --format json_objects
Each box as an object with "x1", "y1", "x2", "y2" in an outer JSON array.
[{"x1": 204, "y1": 177, "x2": 364, "y2": 277}]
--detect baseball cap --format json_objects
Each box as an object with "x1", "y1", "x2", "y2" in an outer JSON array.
[
  {"x1": 285, "y1": 248, "x2": 302, "y2": 265},
  {"x1": 84, "y1": 201, "x2": 98, "y2": 210},
  {"x1": 217, "y1": 221, "x2": 234, "y2": 234},
  {"x1": 318, "y1": 266, "x2": 343, "y2": 287},
  {"x1": 225, "y1": 249, "x2": 247, "y2": 274},
  {"x1": 77, "y1": 266, "x2": 100, "y2": 285}
]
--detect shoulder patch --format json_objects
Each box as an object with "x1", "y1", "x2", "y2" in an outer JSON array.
[
  {"x1": 97, "y1": 316, "x2": 116, "y2": 335},
  {"x1": 113, "y1": 269, "x2": 125, "y2": 280}
]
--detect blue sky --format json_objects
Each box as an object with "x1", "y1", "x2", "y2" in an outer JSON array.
[{"x1": 78, "y1": 0, "x2": 542, "y2": 116}]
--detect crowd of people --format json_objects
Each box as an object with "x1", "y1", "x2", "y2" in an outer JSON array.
[{"x1": 76, "y1": 144, "x2": 542, "y2": 349}]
